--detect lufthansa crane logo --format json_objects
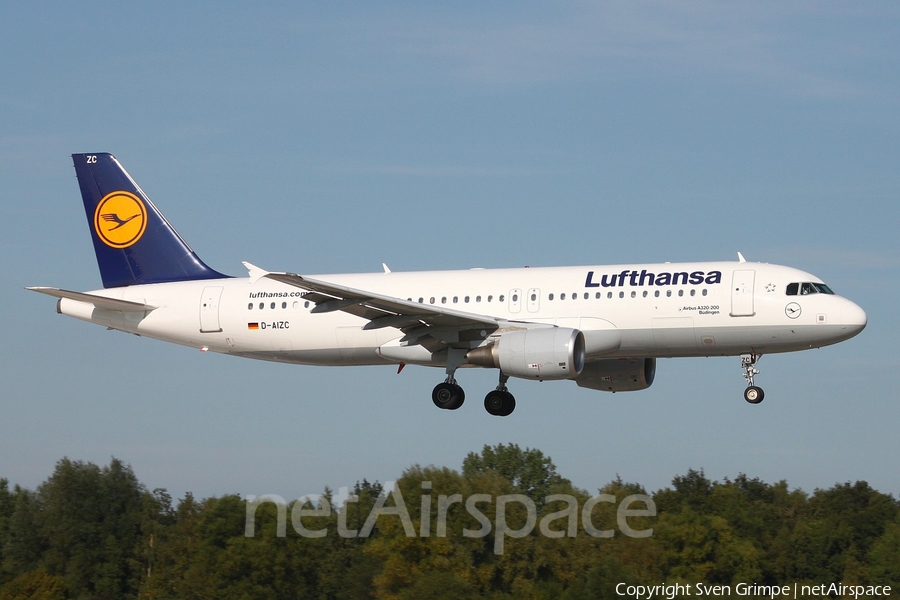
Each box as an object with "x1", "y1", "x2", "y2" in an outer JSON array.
[{"x1": 93, "y1": 191, "x2": 147, "y2": 248}]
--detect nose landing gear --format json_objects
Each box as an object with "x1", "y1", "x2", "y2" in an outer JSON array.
[{"x1": 741, "y1": 353, "x2": 765, "y2": 404}]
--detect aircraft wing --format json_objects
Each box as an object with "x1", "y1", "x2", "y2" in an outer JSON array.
[
  {"x1": 248, "y1": 263, "x2": 502, "y2": 350},
  {"x1": 26, "y1": 287, "x2": 157, "y2": 312}
]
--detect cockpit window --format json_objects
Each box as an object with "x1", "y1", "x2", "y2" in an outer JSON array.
[{"x1": 787, "y1": 282, "x2": 835, "y2": 296}]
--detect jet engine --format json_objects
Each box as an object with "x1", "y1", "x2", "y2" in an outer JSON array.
[
  {"x1": 466, "y1": 327, "x2": 585, "y2": 380},
  {"x1": 575, "y1": 358, "x2": 656, "y2": 392}
]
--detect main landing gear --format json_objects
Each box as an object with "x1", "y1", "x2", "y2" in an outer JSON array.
[
  {"x1": 741, "y1": 353, "x2": 765, "y2": 404},
  {"x1": 432, "y1": 378, "x2": 465, "y2": 410},
  {"x1": 431, "y1": 366, "x2": 516, "y2": 416},
  {"x1": 484, "y1": 373, "x2": 515, "y2": 417}
]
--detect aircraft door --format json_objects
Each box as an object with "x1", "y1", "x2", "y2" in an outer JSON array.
[
  {"x1": 200, "y1": 286, "x2": 224, "y2": 333},
  {"x1": 730, "y1": 270, "x2": 756, "y2": 317},
  {"x1": 527, "y1": 288, "x2": 540, "y2": 313},
  {"x1": 509, "y1": 289, "x2": 522, "y2": 313}
]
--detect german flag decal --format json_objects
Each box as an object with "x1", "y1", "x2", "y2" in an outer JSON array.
[{"x1": 247, "y1": 323, "x2": 259, "y2": 330}]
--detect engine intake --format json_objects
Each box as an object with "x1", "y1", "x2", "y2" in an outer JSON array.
[{"x1": 467, "y1": 327, "x2": 585, "y2": 380}]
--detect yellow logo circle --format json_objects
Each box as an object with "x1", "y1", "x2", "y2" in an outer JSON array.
[{"x1": 93, "y1": 191, "x2": 147, "y2": 249}]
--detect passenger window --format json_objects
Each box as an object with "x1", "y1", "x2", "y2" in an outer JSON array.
[
  {"x1": 561, "y1": 293, "x2": 566, "y2": 300},
  {"x1": 465, "y1": 296, "x2": 470, "y2": 303},
  {"x1": 430, "y1": 297, "x2": 435, "y2": 304},
  {"x1": 690, "y1": 289, "x2": 695, "y2": 297},
  {"x1": 488, "y1": 295, "x2": 493, "y2": 302},
  {"x1": 643, "y1": 291, "x2": 648, "y2": 298},
  {"x1": 476, "y1": 296, "x2": 482, "y2": 302},
  {"x1": 619, "y1": 291, "x2": 624, "y2": 299},
  {"x1": 259, "y1": 302, "x2": 264, "y2": 309},
  {"x1": 702, "y1": 289, "x2": 707, "y2": 296},
  {"x1": 304, "y1": 301, "x2": 309, "y2": 308},
  {"x1": 666, "y1": 291, "x2": 672, "y2": 298},
  {"x1": 282, "y1": 302, "x2": 287, "y2": 308},
  {"x1": 571, "y1": 293, "x2": 576, "y2": 301},
  {"x1": 678, "y1": 290, "x2": 684, "y2": 297},
  {"x1": 531, "y1": 293, "x2": 536, "y2": 301},
  {"x1": 248, "y1": 303, "x2": 253, "y2": 310},
  {"x1": 786, "y1": 283, "x2": 798, "y2": 296},
  {"x1": 512, "y1": 294, "x2": 518, "y2": 302},
  {"x1": 654, "y1": 290, "x2": 660, "y2": 298},
  {"x1": 441, "y1": 297, "x2": 447, "y2": 304},
  {"x1": 549, "y1": 293, "x2": 554, "y2": 301},
  {"x1": 595, "y1": 292, "x2": 601, "y2": 299},
  {"x1": 631, "y1": 291, "x2": 636, "y2": 298},
  {"x1": 583, "y1": 293, "x2": 589, "y2": 300},
  {"x1": 607, "y1": 292, "x2": 613, "y2": 299},
  {"x1": 270, "y1": 302, "x2": 276, "y2": 309},
  {"x1": 418, "y1": 297, "x2": 424, "y2": 303},
  {"x1": 453, "y1": 296, "x2": 458, "y2": 303}
]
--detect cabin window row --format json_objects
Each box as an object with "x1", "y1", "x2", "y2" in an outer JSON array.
[
  {"x1": 248, "y1": 288, "x2": 709, "y2": 312},
  {"x1": 403, "y1": 289, "x2": 709, "y2": 305},
  {"x1": 247, "y1": 301, "x2": 310, "y2": 310},
  {"x1": 549, "y1": 289, "x2": 708, "y2": 300},
  {"x1": 407, "y1": 295, "x2": 506, "y2": 305}
]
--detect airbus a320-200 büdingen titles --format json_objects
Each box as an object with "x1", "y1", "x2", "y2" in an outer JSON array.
[{"x1": 28, "y1": 153, "x2": 867, "y2": 417}]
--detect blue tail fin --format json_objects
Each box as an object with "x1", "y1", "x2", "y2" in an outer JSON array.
[{"x1": 73, "y1": 153, "x2": 229, "y2": 288}]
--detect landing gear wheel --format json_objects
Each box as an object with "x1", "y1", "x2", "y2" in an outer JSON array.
[
  {"x1": 484, "y1": 390, "x2": 516, "y2": 417},
  {"x1": 744, "y1": 386, "x2": 764, "y2": 404},
  {"x1": 739, "y1": 353, "x2": 764, "y2": 404},
  {"x1": 432, "y1": 382, "x2": 465, "y2": 410}
]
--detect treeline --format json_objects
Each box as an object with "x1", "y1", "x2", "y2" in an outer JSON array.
[{"x1": 0, "y1": 445, "x2": 898, "y2": 599}]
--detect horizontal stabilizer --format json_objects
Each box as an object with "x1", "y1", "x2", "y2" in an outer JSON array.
[{"x1": 26, "y1": 287, "x2": 157, "y2": 312}]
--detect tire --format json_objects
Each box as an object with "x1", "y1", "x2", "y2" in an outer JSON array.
[
  {"x1": 744, "y1": 386, "x2": 765, "y2": 404},
  {"x1": 499, "y1": 391, "x2": 516, "y2": 416},
  {"x1": 484, "y1": 390, "x2": 515, "y2": 416},
  {"x1": 433, "y1": 382, "x2": 464, "y2": 409}
]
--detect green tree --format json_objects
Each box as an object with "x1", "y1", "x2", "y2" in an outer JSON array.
[
  {"x1": 0, "y1": 569, "x2": 67, "y2": 600},
  {"x1": 868, "y1": 514, "x2": 900, "y2": 585},
  {"x1": 462, "y1": 443, "x2": 569, "y2": 503},
  {"x1": 2, "y1": 488, "x2": 44, "y2": 580}
]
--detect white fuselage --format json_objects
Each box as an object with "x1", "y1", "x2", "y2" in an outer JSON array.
[{"x1": 58, "y1": 260, "x2": 867, "y2": 370}]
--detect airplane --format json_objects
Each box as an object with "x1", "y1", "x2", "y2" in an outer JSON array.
[{"x1": 28, "y1": 153, "x2": 867, "y2": 416}]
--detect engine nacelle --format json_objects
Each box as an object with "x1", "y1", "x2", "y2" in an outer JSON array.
[
  {"x1": 466, "y1": 327, "x2": 585, "y2": 380},
  {"x1": 575, "y1": 358, "x2": 656, "y2": 392}
]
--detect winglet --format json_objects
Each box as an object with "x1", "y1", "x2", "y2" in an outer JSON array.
[
  {"x1": 737, "y1": 252, "x2": 746, "y2": 263},
  {"x1": 242, "y1": 261, "x2": 271, "y2": 284}
]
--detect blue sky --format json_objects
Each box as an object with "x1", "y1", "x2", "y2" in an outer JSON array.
[{"x1": 1, "y1": 2, "x2": 898, "y2": 502}]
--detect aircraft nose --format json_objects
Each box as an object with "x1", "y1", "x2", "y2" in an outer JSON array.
[{"x1": 841, "y1": 299, "x2": 867, "y2": 338}]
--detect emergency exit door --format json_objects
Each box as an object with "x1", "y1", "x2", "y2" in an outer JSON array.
[
  {"x1": 730, "y1": 270, "x2": 755, "y2": 317},
  {"x1": 200, "y1": 286, "x2": 224, "y2": 332}
]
